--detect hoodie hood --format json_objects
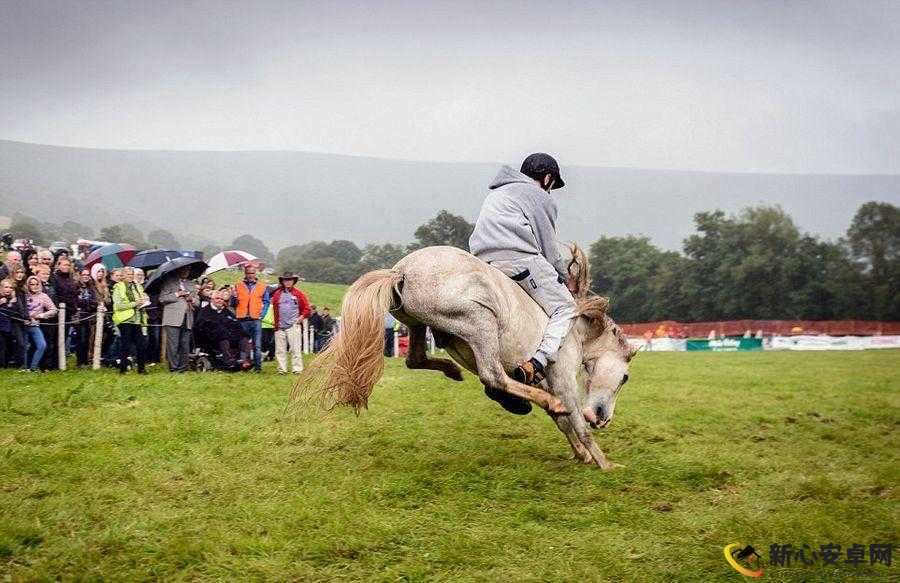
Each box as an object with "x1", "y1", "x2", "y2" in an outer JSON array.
[{"x1": 489, "y1": 165, "x2": 536, "y2": 190}]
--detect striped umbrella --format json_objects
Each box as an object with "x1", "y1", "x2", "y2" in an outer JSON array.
[
  {"x1": 84, "y1": 243, "x2": 137, "y2": 270},
  {"x1": 205, "y1": 250, "x2": 259, "y2": 274}
]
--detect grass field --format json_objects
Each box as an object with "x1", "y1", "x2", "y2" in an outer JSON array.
[{"x1": 1, "y1": 350, "x2": 897, "y2": 581}]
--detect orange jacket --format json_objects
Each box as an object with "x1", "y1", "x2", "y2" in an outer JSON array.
[{"x1": 234, "y1": 280, "x2": 270, "y2": 320}]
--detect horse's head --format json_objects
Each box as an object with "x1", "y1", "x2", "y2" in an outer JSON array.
[{"x1": 576, "y1": 296, "x2": 637, "y2": 429}]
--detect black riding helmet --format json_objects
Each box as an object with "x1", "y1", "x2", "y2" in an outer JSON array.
[{"x1": 520, "y1": 153, "x2": 565, "y2": 189}]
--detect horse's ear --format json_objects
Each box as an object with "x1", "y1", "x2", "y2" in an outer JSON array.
[{"x1": 566, "y1": 242, "x2": 590, "y2": 298}]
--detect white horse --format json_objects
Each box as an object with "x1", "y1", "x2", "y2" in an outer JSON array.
[{"x1": 289, "y1": 245, "x2": 636, "y2": 469}]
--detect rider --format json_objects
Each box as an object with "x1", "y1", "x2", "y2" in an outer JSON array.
[{"x1": 470, "y1": 153, "x2": 578, "y2": 401}]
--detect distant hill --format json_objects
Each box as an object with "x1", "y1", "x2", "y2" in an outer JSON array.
[{"x1": 1, "y1": 139, "x2": 897, "y2": 251}]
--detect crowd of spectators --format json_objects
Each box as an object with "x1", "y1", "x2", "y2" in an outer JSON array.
[{"x1": 0, "y1": 248, "x2": 335, "y2": 373}]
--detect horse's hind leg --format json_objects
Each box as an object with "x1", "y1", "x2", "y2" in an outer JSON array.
[{"x1": 405, "y1": 325, "x2": 463, "y2": 381}]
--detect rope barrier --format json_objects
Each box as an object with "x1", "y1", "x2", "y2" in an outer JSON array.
[{"x1": 5, "y1": 312, "x2": 100, "y2": 325}]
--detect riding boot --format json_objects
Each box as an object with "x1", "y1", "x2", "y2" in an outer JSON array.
[
  {"x1": 484, "y1": 385, "x2": 533, "y2": 415},
  {"x1": 513, "y1": 358, "x2": 546, "y2": 386}
]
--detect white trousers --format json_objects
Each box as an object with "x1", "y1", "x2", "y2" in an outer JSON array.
[
  {"x1": 275, "y1": 323, "x2": 304, "y2": 373},
  {"x1": 490, "y1": 255, "x2": 577, "y2": 367}
]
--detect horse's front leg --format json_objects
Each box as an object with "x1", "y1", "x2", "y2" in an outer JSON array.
[
  {"x1": 546, "y1": 357, "x2": 616, "y2": 470},
  {"x1": 552, "y1": 414, "x2": 593, "y2": 463}
]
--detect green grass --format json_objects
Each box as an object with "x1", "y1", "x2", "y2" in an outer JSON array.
[
  {"x1": 1, "y1": 351, "x2": 897, "y2": 581},
  {"x1": 207, "y1": 270, "x2": 347, "y2": 312}
]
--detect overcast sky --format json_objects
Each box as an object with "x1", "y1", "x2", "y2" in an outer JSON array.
[{"x1": 1, "y1": 0, "x2": 898, "y2": 173}]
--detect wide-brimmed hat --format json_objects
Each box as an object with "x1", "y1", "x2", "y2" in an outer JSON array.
[{"x1": 278, "y1": 271, "x2": 300, "y2": 283}]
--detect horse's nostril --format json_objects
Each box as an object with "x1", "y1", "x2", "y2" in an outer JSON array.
[{"x1": 622, "y1": 374, "x2": 629, "y2": 384}]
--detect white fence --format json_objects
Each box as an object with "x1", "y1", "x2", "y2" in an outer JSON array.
[
  {"x1": 769, "y1": 335, "x2": 900, "y2": 351},
  {"x1": 629, "y1": 335, "x2": 900, "y2": 352}
]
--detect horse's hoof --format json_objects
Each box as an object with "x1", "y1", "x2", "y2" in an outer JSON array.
[
  {"x1": 547, "y1": 400, "x2": 569, "y2": 415},
  {"x1": 445, "y1": 367, "x2": 464, "y2": 382},
  {"x1": 484, "y1": 386, "x2": 532, "y2": 415}
]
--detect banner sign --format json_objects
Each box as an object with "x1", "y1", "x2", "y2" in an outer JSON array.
[
  {"x1": 770, "y1": 335, "x2": 900, "y2": 351},
  {"x1": 686, "y1": 338, "x2": 763, "y2": 351}
]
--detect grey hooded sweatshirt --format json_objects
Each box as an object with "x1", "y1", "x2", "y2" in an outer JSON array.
[{"x1": 469, "y1": 165, "x2": 568, "y2": 278}]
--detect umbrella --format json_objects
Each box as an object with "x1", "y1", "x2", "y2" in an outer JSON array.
[
  {"x1": 205, "y1": 250, "x2": 259, "y2": 274},
  {"x1": 144, "y1": 256, "x2": 208, "y2": 293},
  {"x1": 84, "y1": 244, "x2": 137, "y2": 270},
  {"x1": 128, "y1": 249, "x2": 183, "y2": 270}
]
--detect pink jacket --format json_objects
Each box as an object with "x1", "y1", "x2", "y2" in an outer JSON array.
[{"x1": 26, "y1": 292, "x2": 57, "y2": 326}]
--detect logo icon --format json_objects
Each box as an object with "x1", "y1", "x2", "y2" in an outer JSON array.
[{"x1": 724, "y1": 543, "x2": 764, "y2": 577}]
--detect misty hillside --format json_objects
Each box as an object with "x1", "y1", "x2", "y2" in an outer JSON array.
[{"x1": 2, "y1": 139, "x2": 898, "y2": 251}]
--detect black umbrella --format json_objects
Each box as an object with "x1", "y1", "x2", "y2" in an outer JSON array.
[
  {"x1": 144, "y1": 256, "x2": 208, "y2": 293},
  {"x1": 128, "y1": 249, "x2": 182, "y2": 270}
]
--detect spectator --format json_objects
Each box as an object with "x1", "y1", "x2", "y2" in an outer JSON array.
[
  {"x1": 24, "y1": 276, "x2": 56, "y2": 371},
  {"x1": 307, "y1": 305, "x2": 323, "y2": 352},
  {"x1": 91, "y1": 264, "x2": 115, "y2": 366},
  {"x1": 260, "y1": 300, "x2": 275, "y2": 361},
  {"x1": 218, "y1": 285, "x2": 234, "y2": 312},
  {"x1": 271, "y1": 272, "x2": 311, "y2": 374},
  {"x1": 34, "y1": 265, "x2": 55, "y2": 301},
  {"x1": 112, "y1": 267, "x2": 149, "y2": 374},
  {"x1": 51, "y1": 257, "x2": 79, "y2": 368},
  {"x1": 384, "y1": 312, "x2": 397, "y2": 357},
  {"x1": 24, "y1": 251, "x2": 39, "y2": 277},
  {"x1": 74, "y1": 268, "x2": 98, "y2": 367},
  {"x1": 33, "y1": 265, "x2": 58, "y2": 370},
  {"x1": 159, "y1": 266, "x2": 199, "y2": 373},
  {"x1": 232, "y1": 265, "x2": 269, "y2": 372},
  {"x1": 0, "y1": 250, "x2": 22, "y2": 280},
  {"x1": 10, "y1": 264, "x2": 27, "y2": 294},
  {"x1": 110, "y1": 268, "x2": 124, "y2": 285},
  {"x1": 52, "y1": 257, "x2": 78, "y2": 308},
  {"x1": 36, "y1": 249, "x2": 53, "y2": 272},
  {"x1": 137, "y1": 268, "x2": 162, "y2": 364},
  {"x1": 197, "y1": 278, "x2": 215, "y2": 309},
  {"x1": 316, "y1": 306, "x2": 335, "y2": 351},
  {"x1": 195, "y1": 290, "x2": 251, "y2": 370},
  {"x1": 0, "y1": 278, "x2": 28, "y2": 368},
  {"x1": 52, "y1": 248, "x2": 71, "y2": 271},
  {"x1": 91, "y1": 264, "x2": 110, "y2": 305}
]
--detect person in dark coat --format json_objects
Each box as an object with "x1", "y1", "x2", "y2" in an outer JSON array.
[
  {"x1": 0, "y1": 278, "x2": 28, "y2": 368},
  {"x1": 195, "y1": 290, "x2": 251, "y2": 370},
  {"x1": 315, "y1": 306, "x2": 336, "y2": 352},
  {"x1": 73, "y1": 268, "x2": 99, "y2": 367}
]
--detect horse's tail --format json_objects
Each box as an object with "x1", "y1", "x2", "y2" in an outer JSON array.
[{"x1": 287, "y1": 269, "x2": 403, "y2": 415}]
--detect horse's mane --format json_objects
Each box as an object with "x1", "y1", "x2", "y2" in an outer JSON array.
[
  {"x1": 568, "y1": 244, "x2": 635, "y2": 359},
  {"x1": 568, "y1": 242, "x2": 607, "y2": 328}
]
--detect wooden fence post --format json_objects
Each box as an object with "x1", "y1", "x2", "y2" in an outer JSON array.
[
  {"x1": 160, "y1": 326, "x2": 167, "y2": 366},
  {"x1": 57, "y1": 303, "x2": 67, "y2": 371},
  {"x1": 301, "y1": 320, "x2": 309, "y2": 354},
  {"x1": 92, "y1": 307, "x2": 105, "y2": 370}
]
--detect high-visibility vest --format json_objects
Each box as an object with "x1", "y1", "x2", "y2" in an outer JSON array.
[{"x1": 235, "y1": 281, "x2": 266, "y2": 319}]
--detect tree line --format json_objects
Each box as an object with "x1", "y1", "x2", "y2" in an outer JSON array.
[{"x1": 9, "y1": 202, "x2": 898, "y2": 322}]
